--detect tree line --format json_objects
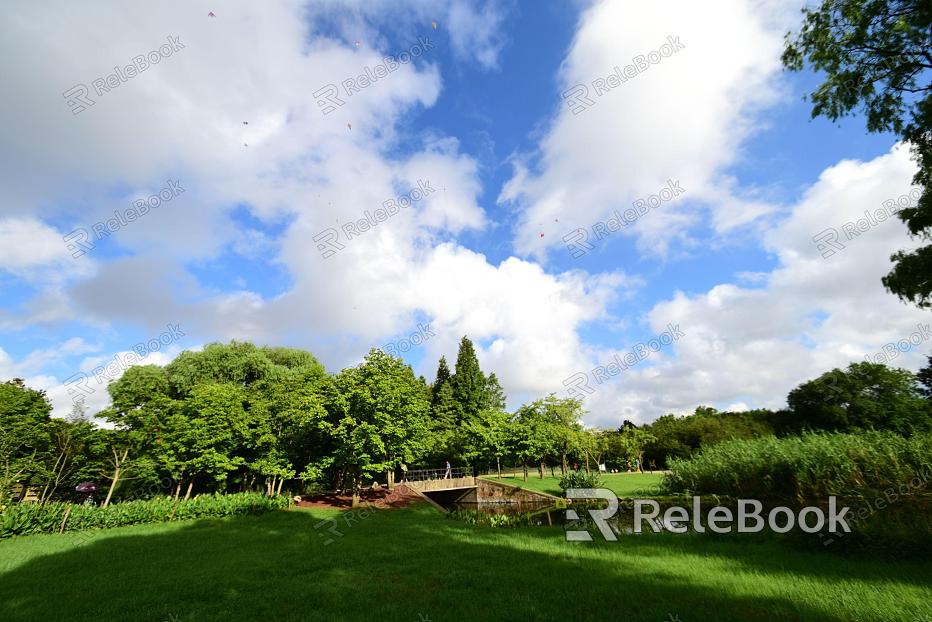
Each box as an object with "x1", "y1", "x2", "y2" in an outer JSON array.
[{"x1": 3, "y1": 338, "x2": 931, "y2": 508}]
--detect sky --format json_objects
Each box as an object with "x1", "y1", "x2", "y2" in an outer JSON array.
[{"x1": 0, "y1": 0, "x2": 929, "y2": 427}]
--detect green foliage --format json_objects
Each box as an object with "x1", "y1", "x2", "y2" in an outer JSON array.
[
  {"x1": 783, "y1": 0, "x2": 932, "y2": 307},
  {"x1": 451, "y1": 336, "x2": 486, "y2": 423},
  {"x1": 316, "y1": 349, "x2": 431, "y2": 500},
  {"x1": 481, "y1": 373, "x2": 507, "y2": 411},
  {"x1": 445, "y1": 508, "x2": 548, "y2": 528},
  {"x1": 0, "y1": 492, "x2": 288, "y2": 539},
  {"x1": 664, "y1": 431, "x2": 932, "y2": 500},
  {"x1": 558, "y1": 470, "x2": 604, "y2": 491},
  {"x1": 918, "y1": 354, "x2": 932, "y2": 397},
  {"x1": 0, "y1": 380, "x2": 52, "y2": 504},
  {"x1": 642, "y1": 407, "x2": 779, "y2": 468},
  {"x1": 787, "y1": 362, "x2": 932, "y2": 435}
]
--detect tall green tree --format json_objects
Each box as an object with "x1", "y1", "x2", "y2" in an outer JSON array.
[
  {"x1": 431, "y1": 356, "x2": 452, "y2": 405},
  {"x1": 451, "y1": 336, "x2": 486, "y2": 424},
  {"x1": 783, "y1": 0, "x2": 932, "y2": 307},
  {"x1": 99, "y1": 365, "x2": 174, "y2": 506},
  {"x1": 320, "y1": 350, "x2": 431, "y2": 505},
  {"x1": 0, "y1": 379, "x2": 52, "y2": 505}
]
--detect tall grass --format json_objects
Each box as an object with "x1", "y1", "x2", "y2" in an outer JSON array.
[
  {"x1": 0, "y1": 493, "x2": 290, "y2": 539},
  {"x1": 663, "y1": 431, "x2": 932, "y2": 500}
]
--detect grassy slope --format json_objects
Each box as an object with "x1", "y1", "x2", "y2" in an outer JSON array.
[
  {"x1": 483, "y1": 471, "x2": 666, "y2": 497},
  {"x1": 1, "y1": 505, "x2": 930, "y2": 622}
]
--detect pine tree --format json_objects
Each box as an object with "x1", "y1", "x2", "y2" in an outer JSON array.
[
  {"x1": 482, "y1": 372, "x2": 507, "y2": 411},
  {"x1": 431, "y1": 356, "x2": 452, "y2": 407},
  {"x1": 451, "y1": 336, "x2": 486, "y2": 424}
]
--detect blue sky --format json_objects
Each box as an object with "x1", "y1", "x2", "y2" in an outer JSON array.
[{"x1": 0, "y1": 0, "x2": 928, "y2": 426}]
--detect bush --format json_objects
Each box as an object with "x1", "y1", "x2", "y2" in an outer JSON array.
[
  {"x1": 663, "y1": 431, "x2": 932, "y2": 501},
  {"x1": 0, "y1": 493, "x2": 290, "y2": 540},
  {"x1": 558, "y1": 470, "x2": 604, "y2": 492}
]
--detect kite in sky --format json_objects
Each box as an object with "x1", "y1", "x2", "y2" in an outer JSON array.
[{"x1": 208, "y1": 11, "x2": 216, "y2": 17}]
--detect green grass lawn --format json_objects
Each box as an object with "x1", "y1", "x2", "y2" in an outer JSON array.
[
  {"x1": 483, "y1": 471, "x2": 666, "y2": 497},
  {"x1": 1, "y1": 504, "x2": 930, "y2": 622}
]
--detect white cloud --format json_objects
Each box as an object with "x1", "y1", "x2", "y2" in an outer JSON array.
[
  {"x1": 575, "y1": 144, "x2": 930, "y2": 427},
  {"x1": 499, "y1": 0, "x2": 799, "y2": 260}
]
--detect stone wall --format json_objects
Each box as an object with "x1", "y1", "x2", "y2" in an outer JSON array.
[{"x1": 476, "y1": 479, "x2": 556, "y2": 504}]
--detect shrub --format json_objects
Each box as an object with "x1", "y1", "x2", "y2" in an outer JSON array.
[
  {"x1": 0, "y1": 493, "x2": 290, "y2": 540},
  {"x1": 558, "y1": 470, "x2": 604, "y2": 492},
  {"x1": 663, "y1": 431, "x2": 932, "y2": 501}
]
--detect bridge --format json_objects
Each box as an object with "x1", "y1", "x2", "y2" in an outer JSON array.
[
  {"x1": 401, "y1": 467, "x2": 557, "y2": 510},
  {"x1": 403, "y1": 467, "x2": 477, "y2": 492}
]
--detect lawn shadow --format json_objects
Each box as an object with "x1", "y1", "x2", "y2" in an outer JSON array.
[{"x1": 0, "y1": 505, "x2": 929, "y2": 622}]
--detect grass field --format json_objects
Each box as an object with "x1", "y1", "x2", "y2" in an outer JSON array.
[
  {"x1": 482, "y1": 471, "x2": 666, "y2": 497},
  {"x1": 1, "y1": 504, "x2": 930, "y2": 622}
]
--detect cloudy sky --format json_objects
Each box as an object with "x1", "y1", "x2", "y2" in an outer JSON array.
[{"x1": 1, "y1": 0, "x2": 928, "y2": 426}]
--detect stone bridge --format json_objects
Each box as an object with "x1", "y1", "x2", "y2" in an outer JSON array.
[{"x1": 402, "y1": 469, "x2": 557, "y2": 510}]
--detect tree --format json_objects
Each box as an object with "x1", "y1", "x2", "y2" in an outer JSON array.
[
  {"x1": 510, "y1": 406, "x2": 552, "y2": 482},
  {"x1": 39, "y1": 417, "x2": 95, "y2": 503},
  {"x1": 322, "y1": 350, "x2": 431, "y2": 506},
  {"x1": 0, "y1": 379, "x2": 52, "y2": 505},
  {"x1": 99, "y1": 365, "x2": 173, "y2": 506},
  {"x1": 451, "y1": 336, "x2": 486, "y2": 424},
  {"x1": 461, "y1": 408, "x2": 511, "y2": 478},
  {"x1": 431, "y1": 356, "x2": 452, "y2": 405},
  {"x1": 917, "y1": 354, "x2": 932, "y2": 397},
  {"x1": 428, "y1": 357, "x2": 459, "y2": 460},
  {"x1": 618, "y1": 427, "x2": 657, "y2": 471},
  {"x1": 540, "y1": 395, "x2": 585, "y2": 475},
  {"x1": 481, "y1": 373, "x2": 507, "y2": 412},
  {"x1": 783, "y1": 0, "x2": 932, "y2": 307},
  {"x1": 429, "y1": 382, "x2": 459, "y2": 460},
  {"x1": 787, "y1": 362, "x2": 932, "y2": 435}
]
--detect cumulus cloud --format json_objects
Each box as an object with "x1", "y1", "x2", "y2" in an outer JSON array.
[
  {"x1": 498, "y1": 0, "x2": 799, "y2": 259},
  {"x1": 575, "y1": 144, "x2": 931, "y2": 427}
]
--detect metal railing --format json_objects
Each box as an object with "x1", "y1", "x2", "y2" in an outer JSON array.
[{"x1": 403, "y1": 467, "x2": 473, "y2": 482}]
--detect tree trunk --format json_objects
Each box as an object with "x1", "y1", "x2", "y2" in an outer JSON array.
[
  {"x1": 351, "y1": 470, "x2": 360, "y2": 508},
  {"x1": 40, "y1": 451, "x2": 66, "y2": 503},
  {"x1": 59, "y1": 505, "x2": 72, "y2": 533},
  {"x1": 183, "y1": 481, "x2": 193, "y2": 501},
  {"x1": 522, "y1": 463, "x2": 528, "y2": 482},
  {"x1": 173, "y1": 481, "x2": 182, "y2": 501},
  {"x1": 539, "y1": 461, "x2": 545, "y2": 479},
  {"x1": 585, "y1": 450, "x2": 591, "y2": 474},
  {"x1": 386, "y1": 469, "x2": 395, "y2": 491},
  {"x1": 561, "y1": 452, "x2": 568, "y2": 475},
  {"x1": 550, "y1": 464, "x2": 555, "y2": 477},
  {"x1": 102, "y1": 447, "x2": 129, "y2": 508},
  {"x1": 496, "y1": 456, "x2": 501, "y2": 479},
  {"x1": 276, "y1": 478, "x2": 284, "y2": 495}
]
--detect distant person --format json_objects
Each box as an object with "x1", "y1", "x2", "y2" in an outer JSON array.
[
  {"x1": 635, "y1": 458, "x2": 642, "y2": 473},
  {"x1": 400, "y1": 463, "x2": 408, "y2": 483},
  {"x1": 444, "y1": 460, "x2": 451, "y2": 479}
]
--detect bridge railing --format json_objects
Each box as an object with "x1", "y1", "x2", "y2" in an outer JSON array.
[{"x1": 403, "y1": 467, "x2": 473, "y2": 482}]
